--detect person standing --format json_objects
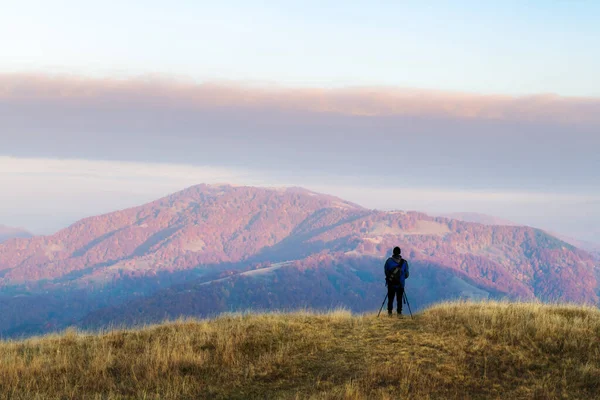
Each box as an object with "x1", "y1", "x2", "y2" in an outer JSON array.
[{"x1": 384, "y1": 246, "x2": 410, "y2": 316}]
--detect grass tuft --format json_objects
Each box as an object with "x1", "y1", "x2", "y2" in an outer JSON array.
[{"x1": 1, "y1": 301, "x2": 599, "y2": 399}]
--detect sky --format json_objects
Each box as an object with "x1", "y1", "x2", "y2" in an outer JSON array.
[
  {"x1": 2, "y1": 1, "x2": 600, "y2": 95},
  {"x1": 1, "y1": 1, "x2": 599, "y2": 243}
]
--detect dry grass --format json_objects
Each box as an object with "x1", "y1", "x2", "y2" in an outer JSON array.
[{"x1": 1, "y1": 302, "x2": 599, "y2": 399}]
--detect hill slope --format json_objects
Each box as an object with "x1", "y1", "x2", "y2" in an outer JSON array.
[
  {"x1": 1, "y1": 302, "x2": 599, "y2": 399},
  {"x1": 0, "y1": 185, "x2": 365, "y2": 286},
  {"x1": 0, "y1": 184, "x2": 597, "y2": 337}
]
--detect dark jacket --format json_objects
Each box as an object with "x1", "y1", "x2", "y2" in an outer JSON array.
[{"x1": 384, "y1": 255, "x2": 409, "y2": 288}]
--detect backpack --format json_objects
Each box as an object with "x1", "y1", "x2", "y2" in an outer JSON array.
[{"x1": 387, "y1": 257, "x2": 404, "y2": 285}]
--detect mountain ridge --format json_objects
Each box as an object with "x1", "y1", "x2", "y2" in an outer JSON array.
[
  {"x1": 0, "y1": 184, "x2": 597, "y2": 336},
  {"x1": 439, "y1": 212, "x2": 600, "y2": 259},
  {"x1": 437, "y1": 212, "x2": 518, "y2": 227}
]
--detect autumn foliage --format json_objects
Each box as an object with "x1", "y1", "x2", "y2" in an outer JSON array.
[{"x1": 0, "y1": 185, "x2": 597, "y2": 337}]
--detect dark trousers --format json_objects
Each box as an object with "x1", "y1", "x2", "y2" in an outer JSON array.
[{"x1": 387, "y1": 285, "x2": 404, "y2": 313}]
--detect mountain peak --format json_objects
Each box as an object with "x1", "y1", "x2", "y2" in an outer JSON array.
[
  {"x1": 171, "y1": 183, "x2": 365, "y2": 210},
  {"x1": 0, "y1": 184, "x2": 597, "y2": 338}
]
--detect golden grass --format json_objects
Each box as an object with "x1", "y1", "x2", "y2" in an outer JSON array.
[{"x1": 1, "y1": 302, "x2": 599, "y2": 399}]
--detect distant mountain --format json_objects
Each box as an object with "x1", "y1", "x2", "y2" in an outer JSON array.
[
  {"x1": 549, "y1": 234, "x2": 600, "y2": 259},
  {"x1": 0, "y1": 184, "x2": 597, "y2": 337},
  {"x1": 439, "y1": 212, "x2": 518, "y2": 226},
  {"x1": 0, "y1": 185, "x2": 363, "y2": 286},
  {"x1": 440, "y1": 213, "x2": 600, "y2": 260},
  {"x1": 0, "y1": 225, "x2": 32, "y2": 243}
]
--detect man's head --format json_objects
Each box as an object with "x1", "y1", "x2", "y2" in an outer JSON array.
[{"x1": 393, "y1": 246, "x2": 401, "y2": 256}]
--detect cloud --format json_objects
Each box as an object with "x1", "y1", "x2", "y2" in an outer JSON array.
[
  {"x1": 1, "y1": 156, "x2": 253, "y2": 186},
  {"x1": 2, "y1": 73, "x2": 600, "y2": 124},
  {"x1": 1, "y1": 73, "x2": 599, "y2": 205}
]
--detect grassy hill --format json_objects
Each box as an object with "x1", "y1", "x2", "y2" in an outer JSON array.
[{"x1": 1, "y1": 302, "x2": 599, "y2": 399}]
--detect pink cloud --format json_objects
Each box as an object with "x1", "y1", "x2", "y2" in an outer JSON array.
[{"x1": 1, "y1": 73, "x2": 599, "y2": 125}]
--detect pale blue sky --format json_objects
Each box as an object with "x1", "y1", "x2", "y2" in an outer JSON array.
[{"x1": 1, "y1": 0, "x2": 599, "y2": 96}]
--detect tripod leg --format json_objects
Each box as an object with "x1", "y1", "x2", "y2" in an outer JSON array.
[
  {"x1": 377, "y1": 294, "x2": 388, "y2": 317},
  {"x1": 403, "y1": 291, "x2": 413, "y2": 319}
]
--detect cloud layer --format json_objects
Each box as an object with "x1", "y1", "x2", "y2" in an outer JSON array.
[
  {"x1": 2, "y1": 73, "x2": 600, "y2": 124},
  {"x1": 2, "y1": 73, "x2": 599, "y2": 191}
]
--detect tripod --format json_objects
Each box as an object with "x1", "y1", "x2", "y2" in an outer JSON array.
[{"x1": 377, "y1": 289, "x2": 413, "y2": 318}]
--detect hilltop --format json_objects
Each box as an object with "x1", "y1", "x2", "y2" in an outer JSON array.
[
  {"x1": 0, "y1": 184, "x2": 598, "y2": 337},
  {"x1": 1, "y1": 301, "x2": 599, "y2": 399}
]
